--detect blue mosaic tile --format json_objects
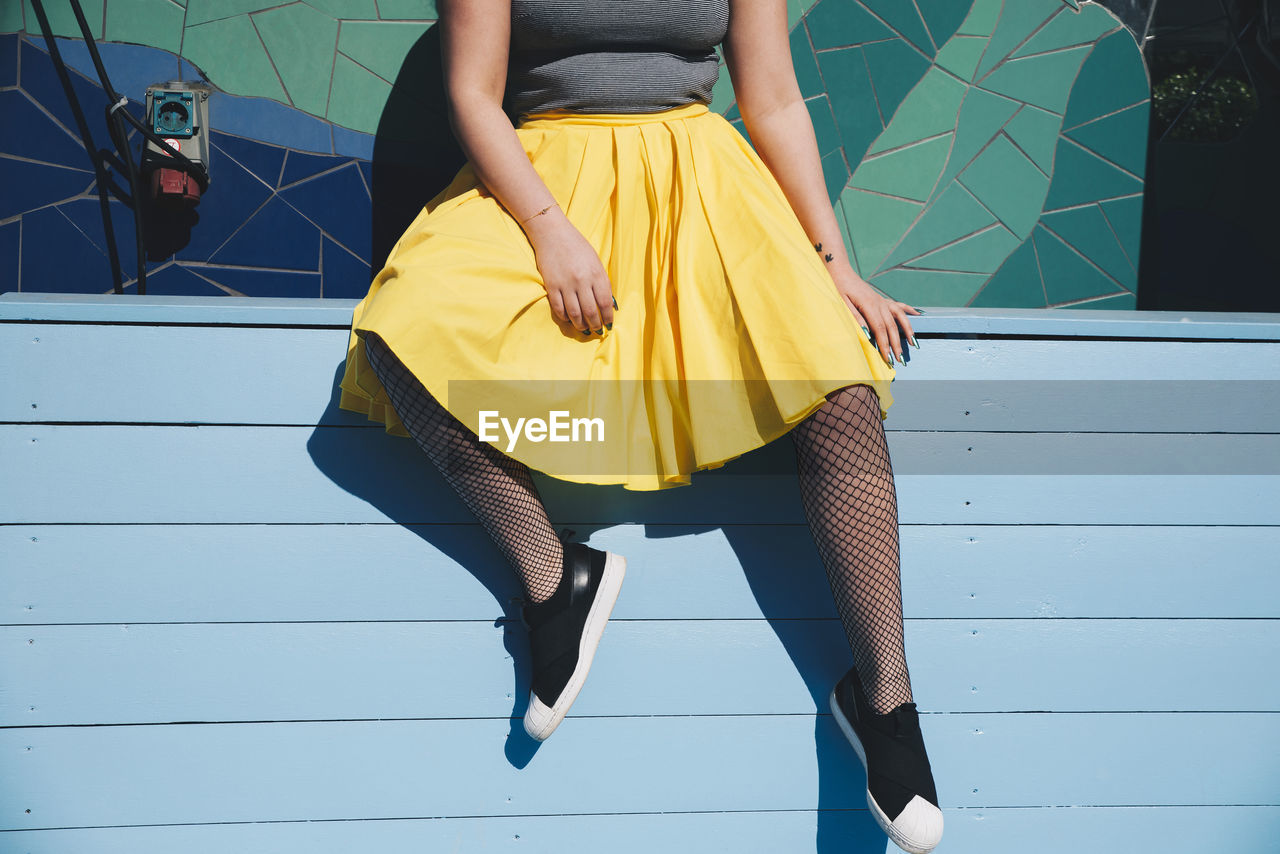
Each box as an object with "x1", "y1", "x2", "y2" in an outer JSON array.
[
  {"x1": 357, "y1": 160, "x2": 373, "y2": 198},
  {"x1": 0, "y1": 156, "x2": 92, "y2": 220},
  {"x1": 280, "y1": 149, "x2": 346, "y2": 188},
  {"x1": 322, "y1": 236, "x2": 372, "y2": 299},
  {"x1": 279, "y1": 162, "x2": 371, "y2": 261},
  {"x1": 174, "y1": 147, "x2": 274, "y2": 262},
  {"x1": 210, "y1": 131, "x2": 286, "y2": 189},
  {"x1": 203, "y1": 88, "x2": 333, "y2": 154},
  {"x1": 193, "y1": 265, "x2": 321, "y2": 298},
  {"x1": 332, "y1": 124, "x2": 375, "y2": 160},
  {"x1": 0, "y1": 220, "x2": 19, "y2": 293},
  {"x1": 55, "y1": 196, "x2": 174, "y2": 280},
  {"x1": 0, "y1": 89, "x2": 88, "y2": 166},
  {"x1": 209, "y1": 195, "x2": 321, "y2": 271},
  {"x1": 18, "y1": 206, "x2": 111, "y2": 293},
  {"x1": 137, "y1": 264, "x2": 229, "y2": 297},
  {"x1": 52, "y1": 36, "x2": 180, "y2": 106},
  {"x1": 1, "y1": 33, "x2": 18, "y2": 88}
]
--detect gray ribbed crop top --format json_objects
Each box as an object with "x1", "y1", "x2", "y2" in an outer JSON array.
[{"x1": 503, "y1": 0, "x2": 730, "y2": 121}]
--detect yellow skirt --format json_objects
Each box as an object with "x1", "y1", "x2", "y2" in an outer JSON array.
[{"x1": 338, "y1": 101, "x2": 895, "y2": 491}]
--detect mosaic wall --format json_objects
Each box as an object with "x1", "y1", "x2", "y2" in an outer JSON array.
[{"x1": 1, "y1": 0, "x2": 1150, "y2": 307}]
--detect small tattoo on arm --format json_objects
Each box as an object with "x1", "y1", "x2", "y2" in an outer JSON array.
[{"x1": 813, "y1": 242, "x2": 833, "y2": 263}]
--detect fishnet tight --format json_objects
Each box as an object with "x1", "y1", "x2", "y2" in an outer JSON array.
[
  {"x1": 790, "y1": 383, "x2": 914, "y2": 715},
  {"x1": 363, "y1": 334, "x2": 913, "y2": 712},
  {"x1": 363, "y1": 332, "x2": 566, "y2": 603}
]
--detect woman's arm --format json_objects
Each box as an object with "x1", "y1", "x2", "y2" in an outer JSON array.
[
  {"x1": 439, "y1": 0, "x2": 614, "y2": 335},
  {"x1": 723, "y1": 0, "x2": 917, "y2": 364}
]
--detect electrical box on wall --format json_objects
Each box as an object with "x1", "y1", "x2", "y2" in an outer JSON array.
[{"x1": 141, "y1": 81, "x2": 212, "y2": 206}]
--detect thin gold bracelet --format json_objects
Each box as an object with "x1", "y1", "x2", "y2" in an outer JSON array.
[{"x1": 521, "y1": 201, "x2": 558, "y2": 224}]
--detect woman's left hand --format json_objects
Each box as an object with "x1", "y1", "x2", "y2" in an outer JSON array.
[{"x1": 829, "y1": 267, "x2": 921, "y2": 366}]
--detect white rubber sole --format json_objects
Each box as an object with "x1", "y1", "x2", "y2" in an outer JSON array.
[
  {"x1": 829, "y1": 687, "x2": 944, "y2": 854},
  {"x1": 524, "y1": 551, "x2": 627, "y2": 741}
]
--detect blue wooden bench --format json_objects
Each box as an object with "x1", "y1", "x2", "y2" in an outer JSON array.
[{"x1": 3, "y1": 292, "x2": 1278, "y2": 853}]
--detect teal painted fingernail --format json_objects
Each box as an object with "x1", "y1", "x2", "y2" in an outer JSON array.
[
  {"x1": 861, "y1": 326, "x2": 871, "y2": 338},
  {"x1": 612, "y1": 296, "x2": 619, "y2": 310},
  {"x1": 911, "y1": 337, "x2": 920, "y2": 348},
  {"x1": 606, "y1": 322, "x2": 613, "y2": 331}
]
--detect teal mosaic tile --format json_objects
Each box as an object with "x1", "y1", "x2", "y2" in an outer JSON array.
[
  {"x1": 879, "y1": 181, "x2": 994, "y2": 272},
  {"x1": 709, "y1": 58, "x2": 734, "y2": 114},
  {"x1": 1044, "y1": 138, "x2": 1143, "y2": 209},
  {"x1": 183, "y1": 15, "x2": 286, "y2": 103},
  {"x1": 254, "y1": 3, "x2": 339, "y2": 116},
  {"x1": 1064, "y1": 102, "x2": 1150, "y2": 175},
  {"x1": 914, "y1": 0, "x2": 970, "y2": 49},
  {"x1": 185, "y1": 1, "x2": 279, "y2": 28},
  {"x1": 933, "y1": 33, "x2": 986, "y2": 80},
  {"x1": 1033, "y1": 223, "x2": 1124, "y2": 303},
  {"x1": 866, "y1": 268, "x2": 989, "y2": 305},
  {"x1": 861, "y1": 0, "x2": 936, "y2": 56},
  {"x1": 0, "y1": 3, "x2": 22, "y2": 33},
  {"x1": 339, "y1": 21, "x2": 430, "y2": 83},
  {"x1": 816, "y1": 46, "x2": 882, "y2": 163},
  {"x1": 1011, "y1": 4, "x2": 1119, "y2": 59},
  {"x1": 956, "y1": 0, "x2": 1002, "y2": 38},
  {"x1": 979, "y1": 45, "x2": 1092, "y2": 115},
  {"x1": 105, "y1": 0, "x2": 184, "y2": 54},
  {"x1": 327, "y1": 53, "x2": 390, "y2": 134},
  {"x1": 850, "y1": 135, "x2": 951, "y2": 202},
  {"x1": 376, "y1": 0, "x2": 437, "y2": 18},
  {"x1": 1063, "y1": 28, "x2": 1149, "y2": 128},
  {"x1": 969, "y1": 237, "x2": 1047, "y2": 308},
  {"x1": 805, "y1": 0, "x2": 894, "y2": 51},
  {"x1": 1069, "y1": 290, "x2": 1136, "y2": 310},
  {"x1": 958, "y1": 132, "x2": 1052, "y2": 239},
  {"x1": 1002, "y1": 104, "x2": 1061, "y2": 174},
  {"x1": 1041, "y1": 204, "x2": 1137, "y2": 287},
  {"x1": 866, "y1": 68, "x2": 967, "y2": 157},
  {"x1": 304, "y1": 0, "x2": 378, "y2": 19},
  {"x1": 22, "y1": 0, "x2": 103, "y2": 39},
  {"x1": 839, "y1": 187, "x2": 922, "y2": 277},
  {"x1": 1099, "y1": 195, "x2": 1144, "y2": 268},
  {"x1": 904, "y1": 223, "x2": 1023, "y2": 274},
  {"x1": 862, "y1": 37, "x2": 931, "y2": 125},
  {"x1": 805, "y1": 95, "x2": 841, "y2": 159},
  {"x1": 974, "y1": 0, "x2": 1067, "y2": 80},
  {"x1": 935, "y1": 85, "x2": 1020, "y2": 189},
  {"x1": 790, "y1": 24, "x2": 823, "y2": 98}
]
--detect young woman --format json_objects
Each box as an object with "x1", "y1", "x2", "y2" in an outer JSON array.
[{"x1": 338, "y1": 2, "x2": 941, "y2": 851}]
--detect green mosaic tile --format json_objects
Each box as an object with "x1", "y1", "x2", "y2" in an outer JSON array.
[
  {"x1": 254, "y1": 3, "x2": 338, "y2": 116},
  {"x1": 935, "y1": 86, "x2": 1020, "y2": 189},
  {"x1": 867, "y1": 68, "x2": 967, "y2": 157},
  {"x1": 839, "y1": 187, "x2": 922, "y2": 277},
  {"x1": 1063, "y1": 28, "x2": 1150, "y2": 128},
  {"x1": 1099, "y1": 195, "x2": 1143, "y2": 268},
  {"x1": 304, "y1": 0, "x2": 378, "y2": 19},
  {"x1": 834, "y1": 194, "x2": 856, "y2": 269},
  {"x1": 327, "y1": 52, "x2": 390, "y2": 134},
  {"x1": 862, "y1": 37, "x2": 931, "y2": 125},
  {"x1": 866, "y1": 268, "x2": 989, "y2": 305},
  {"x1": 1011, "y1": 3, "x2": 1118, "y2": 59},
  {"x1": 105, "y1": 0, "x2": 185, "y2": 52},
  {"x1": 958, "y1": 132, "x2": 1051, "y2": 239},
  {"x1": 1002, "y1": 103, "x2": 1061, "y2": 174},
  {"x1": 1033, "y1": 224, "x2": 1122, "y2": 303},
  {"x1": 1064, "y1": 102, "x2": 1150, "y2": 175},
  {"x1": 879, "y1": 181, "x2": 993, "y2": 272},
  {"x1": 956, "y1": 0, "x2": 1001, "y2": 37},
  {"x1": 376, "y1": 0, "x2": 438, "y2": 18},
  {"x1": 817, "y1": 46, "x2": 882, "y2": 163},
  {"x1": 790, "y1": 23, "x2": 823, "y2": 99},
  {"x1": 979, "y1": 45, "x2": 1092, "y2": 115},
  {"x1": 904, "y1": 223, "x2": 1022, "y2": 274},
  {"x1": 1041, "y1": 204, "x2": 1137, "y2": 288},
  {"x1": 933, "y1": 33, "x2": 986, "y2": 80},
  {"x1": 969, "y1": 237, "x2": 1047, "y2": 308},
  {"x1": 185, "y1": 0, "x2": 280, "y2": 27},
  {"x1": 339, "y1": 20, "x2": 429, "y2": 83},
  {"x1": 805, "y1": 95, "x2": 841, "y2": 158},
  {"x1": 1070, "y1": 290, "x2": 1136, "y2": 310},
  {"x1": 23, "y1": 0, "x2": 104, "y2": 38},
  {"x1": 709, "y1": 60, "x2": 735, "y2": 115},
  {"x1": 974, "y1": 0, "x2": 1068, "y2": 81},
  {"x1": 1043, "y1": 138, "x2": 1143, "y2": 210},
  {"x1": 2, "y1": 1, "x2": 25, "y2": 33},
  {"x1": 183, "y1": 15, "x2": 286, "y2": 103},
  {"x1": 821, "y1": 148, "x2": 847, "y2": 206},
  {"x1": 915, "y1": 0, "x2": 970, "y2": 49},
  {"x1": 805, "y1": 0, "x2": 893, "y2": 51},
  {"x1": 861, "y1": 0, "x2": 936, "y2": 56},
  {"x1": 788, "y1": 0, "x2": 816, "y2": 31},
  {"x1": 850, "y1": 135, "x2": 952, "y2": 202}
]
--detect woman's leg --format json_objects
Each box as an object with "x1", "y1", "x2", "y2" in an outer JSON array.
[
  {"x1": 362, "y1": 332, "x2": 565, "y2": 603},
  {"x1": 790, "y1": 383, "x2": 913, "y2": 715}
]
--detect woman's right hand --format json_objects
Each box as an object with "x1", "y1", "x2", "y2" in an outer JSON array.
[{"x1": 522, "y1": 206, "x2": 616, "y2": 335}]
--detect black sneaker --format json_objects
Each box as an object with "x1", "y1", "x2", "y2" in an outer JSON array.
[
  {"x1": 830, "y1": 668, "x2": 944, "y2": 854},
  {"x1": 521, "y1": 531, "x2": 626, "y2": 741}
]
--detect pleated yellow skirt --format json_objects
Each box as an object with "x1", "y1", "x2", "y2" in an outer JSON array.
[{"x1": 338, "y1": 101, "x2": 895, "y2": 491}]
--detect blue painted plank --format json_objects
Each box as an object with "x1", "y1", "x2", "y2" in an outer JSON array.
[
  {"x1": 5, "y1": 293, "x2": 1280, "y2": 339},
  {"x1": 8, "y1": 806, "x2": 1278, "y2": 854},
  {"x1": 5, "y1": 713, "x2": 1277, "y2": 830},
  {"x1": 7, "y1": 524, "x2": 1277, "y2": 624},
  {"x1": 6, "y1": 427, "x2": 1280, "y2": 524},
  {"x1": 4, "y1": 620, "x2": 1276, "y2": 726},
  {"x1": 5, "y1": 324, "x2": 1280, "y2": 432}
]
